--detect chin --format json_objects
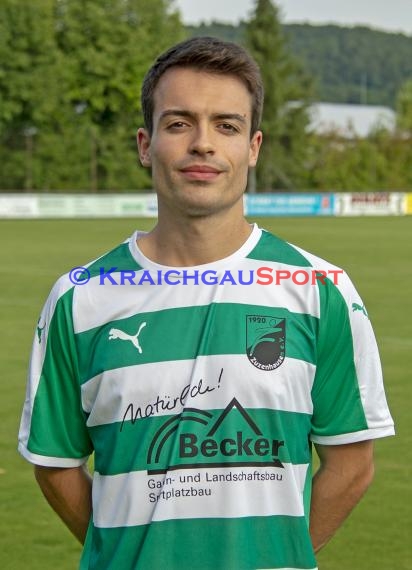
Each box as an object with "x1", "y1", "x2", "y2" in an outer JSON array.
[
  {"x1": 179, "y1": 202, "x2": 220, "y2": 218},
  {"x1": 180, "y1": 196, "x2": 243, "y2": 219}
]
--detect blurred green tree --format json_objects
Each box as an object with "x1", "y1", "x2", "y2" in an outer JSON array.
[
  {"x1": 396, "y1": 79, "x2": 412, "y2": 133},
  {"x1": 0, "y1": 0, "x2": 61, "y2": 190},
  {"x1": 305, "y1": 125, "x2": 412, "y2": 191},
  {"x1": 0, "y1": 0, "x2": 184, "y2": 191},
  {"x1": 245, "y1": 0, "x2": 313, "y2": 191},
  {"x1": 52, "y1": 0, "x2": 185, "y2": 191}
]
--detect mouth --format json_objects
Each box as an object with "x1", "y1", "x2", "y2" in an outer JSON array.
[{"x1": 179, "y1": 164, "x2": 223, "y2": 182}]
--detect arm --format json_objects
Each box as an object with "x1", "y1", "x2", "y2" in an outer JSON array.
[
  {"x1": 34, "y1": 464, "x2": 92, "y2": 544},
  {"x1": 309, "y1": 440, "x2": 374, "y2": 553}
]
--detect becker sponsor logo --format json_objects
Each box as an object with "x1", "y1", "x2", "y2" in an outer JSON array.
[
  {"x1": 147, "y1": 398, "x2": 284, "y2": 475},
  {"x1": 246, "y1": 315, "x2": 286, "y2": 371}
]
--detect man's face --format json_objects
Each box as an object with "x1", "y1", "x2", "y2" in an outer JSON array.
[{"x1": 137, "y1": 67, "x2": 262, "y2": 218}]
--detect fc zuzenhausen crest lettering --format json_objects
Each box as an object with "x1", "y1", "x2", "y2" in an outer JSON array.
[{"x1": 246, "y1": 315, "x2": 286, "y2": 371}]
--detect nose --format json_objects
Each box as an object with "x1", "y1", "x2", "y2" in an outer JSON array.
[{"x1": 188, "y1": 123, "x2": 215, "y2": 156}]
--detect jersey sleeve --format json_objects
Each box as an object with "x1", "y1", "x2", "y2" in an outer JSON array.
[
  {"x1": 310, "y1": 270, "x2": 395, "y2": 445},
  {"x1": 18, "y1": 277, "x2": 93, "y2": 467}
]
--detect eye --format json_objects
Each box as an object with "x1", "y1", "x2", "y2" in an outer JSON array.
[
  {"x1": 218, "y1": 123, "x2": 239, "y2": 134},
  {"x1": 166, "y1": 121, "x2": 189, "y2": 131}
]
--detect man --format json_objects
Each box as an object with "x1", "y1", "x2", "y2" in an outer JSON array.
[{"x1": 19, "y1": 37, "x2": 394, "y2": 570}]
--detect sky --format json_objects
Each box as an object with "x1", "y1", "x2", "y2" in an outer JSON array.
[{"x1": 175, "y1": 0, "x2": 412, "y2": 36}]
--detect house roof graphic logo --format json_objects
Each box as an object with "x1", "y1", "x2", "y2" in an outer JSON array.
[{"x1": 147, "y1": 398, "x2": 285, "y2": 475}]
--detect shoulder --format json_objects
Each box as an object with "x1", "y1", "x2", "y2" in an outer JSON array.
[
  {"x1": 39, "y1": 235, "x2": 137, "y2": 320},
  {"x1": 58, "y1": 234, "x2": 137, "y2": 288},
  {"x1": 291, "y1": 242, "x2": 366, "y2": 316},
  {"x1": 256, "y1": 228, "x2": 364, "y2": 310}
]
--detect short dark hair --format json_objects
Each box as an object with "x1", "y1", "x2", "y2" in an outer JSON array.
[{"x1": 141, "y1": 36, "x2": 264, "y2": 136}]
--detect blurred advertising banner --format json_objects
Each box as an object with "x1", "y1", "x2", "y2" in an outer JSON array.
[
  {"x1": 0, "y1": 192, "x2": 408, "y2": 218},
  {"x1": 244, "y1": 193, "x2": 335, "y2": 216},
  {"x1": 0, "y1": 193, "x2": 158, "y2": 218},
  {"x1": 334, "y1": 192, "x2": 405, "y2": 216},
  {"x1": 406, "y1": 193, "x2": 412, "y2": 215}
]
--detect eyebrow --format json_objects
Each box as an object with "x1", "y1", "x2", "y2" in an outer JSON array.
[{"x1": 158, "y1": 109, "x2": 247, "y2": 124}]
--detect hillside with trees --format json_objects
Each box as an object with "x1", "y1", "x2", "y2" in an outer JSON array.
[{"x1": 187, "y1": 21, "x2": 412, "y2": 108}]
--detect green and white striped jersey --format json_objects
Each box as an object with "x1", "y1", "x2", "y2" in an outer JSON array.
[{"x1": 19, "y1": 225, "x2": 394, "y2": 570}]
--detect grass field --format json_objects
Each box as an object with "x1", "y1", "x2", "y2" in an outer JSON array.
[{"x1": 0, "y1": 216, "x2": 410, "y2": 569}]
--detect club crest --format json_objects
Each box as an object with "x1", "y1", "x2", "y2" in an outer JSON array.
[{"x1": 246, "y1": 315, "x2": 286, "y2": 371}]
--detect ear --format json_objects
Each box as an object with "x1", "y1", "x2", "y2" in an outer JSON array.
[
  {"x1": 137, "y1": 128, "x2": 152, "y2": 167},
  {"x1": 248, "y1": 130, "x2": 263, "y2": 168}
]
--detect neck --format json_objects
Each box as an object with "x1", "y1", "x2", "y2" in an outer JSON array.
[{"x1": 137, "y1": 207, "x2": 253, "y2": 266}]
